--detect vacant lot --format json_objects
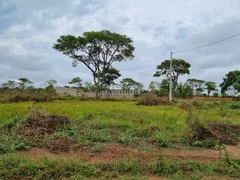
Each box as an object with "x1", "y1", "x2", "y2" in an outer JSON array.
[{"x1": 0, "y1": 100, "x2": 240, "y2": 179}]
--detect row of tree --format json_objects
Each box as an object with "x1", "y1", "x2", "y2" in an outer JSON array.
[
  {"x1": 1, "y1": 69, "x2": 239, "y2": 98},
  {"x1": 1, "y1": 30, "x2": 239, "y2": 98},
  {"x1": 0, "y1": 76, "x2": 144, "y2": 93},
  {"x1": 53, "y1": 30, "x2": 240, "y2": 99},
  {"x1": 149, "y1": 78, "x2": 218, "y2": 97},
  {"x1": 1, "y1": 79, "x2": 57, "y2": 90},
  {"x1": 151, "y1": 58, "x2": 240, "y2": 97}
]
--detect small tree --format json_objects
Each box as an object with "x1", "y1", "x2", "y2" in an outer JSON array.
[
  {"x1": 205, "y1": 81, "x2": 217, "y2": 96},
  {"x1": 69, "y1": 77, "x2": 82, "y2": 88},
  {"x1": 45, "y1": 79, "x2": 57, "y2": 90},
  {"x1": 83, "y1": 82, "x2": 95, "y2": 92},
  {"x1": 18, "y1": 78, "x2": 33, "y2": 90},
  {"x1": 157, "y1": 79, "x2": 169, "y2": 96},
  {"x1": 53, "y1": 30, "x2": 135, "y2": 99},
  {"x1": 176, "y1": 82, "x2": 193, "y2": 98},
  {"x1": 149, "y1": 81, "x2": 160, "y2": 92},
  {"x1": 154, "y1": 59, "x2": 191, "y2": 95},
  {"x1": 1, "y1": 80, "x2": 17, "y2": 89},
  {"x1": 187, "y1": 79, "x2": 205, "y2": 96},
  {"x1": 120, "y1": 78, "x2": 143, "y2": 93}
]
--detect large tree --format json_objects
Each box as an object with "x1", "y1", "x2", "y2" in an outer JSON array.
[
  {"x1": 187, "y1": 78, "x2": 205, "y2": 96},
  {"x1": 69, "y1": 77, "x2": 82, "y2": 88},
  {"x1": 53, "y1": 30, "x2": 135, "y2": 99},
  {"x1": 205, "y1": 81, "x2": 217, "y2": 96},
  {"x1": 18, "y1": 78, "x2": 33, "y2": 89},
  {"x1": 154, "y1": 59, "x2": 190, "y2": 94},
  {"x1": 220, "y1": 70, "x2": 240, "y2": 96}
]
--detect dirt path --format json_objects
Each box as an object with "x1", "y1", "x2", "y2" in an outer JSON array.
[{"x1": 17, "y1": 143, "x2": 240, "y2": 164}]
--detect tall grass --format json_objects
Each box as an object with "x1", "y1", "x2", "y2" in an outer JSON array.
[{"x1": 1, "y1": 101, "x2": 240, "y2": 129}]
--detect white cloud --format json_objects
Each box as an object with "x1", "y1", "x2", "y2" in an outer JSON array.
[{"x1": 0, "y1": 0, "x2": 240, "y2": 88}]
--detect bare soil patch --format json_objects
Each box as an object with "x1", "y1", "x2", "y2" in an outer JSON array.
[
  {"x1": 40, "y1": 136, "x2": 79, "y2": 154},
  {"x1": 18, "y1": 143, "x2": 240, "y2": 164}
]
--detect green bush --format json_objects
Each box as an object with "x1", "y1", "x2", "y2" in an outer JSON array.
[{"x1": 230, "y1": 103, "x2": 240, "y2": 109}]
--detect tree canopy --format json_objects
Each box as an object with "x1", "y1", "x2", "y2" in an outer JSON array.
[
  {"x1": 154, "y1": 59, "x2": 191, "y2": 93},
  {"x1": 53, "y1": 30, "x2": 135, "y2": 98},
  {"x1": 69, "y1": 77, "x2": 82, "y2": 88},
  {"x1": 148, "y1": 81, "x2": 160, "y2": 92},
  {"x1": 99, "y1": 67, "x2": 121, "y2": 88},
  {"x1": 220, "y1": 70, "x2": 240, "y2": 95},
  {"x1": 18, "y1": 78, "x2": 33, "y2": 90},
  {"x1": 205, "y1": 81, "x2": 217, "y2": 96},
  {"x1": 120, "y1": 78, "x2": 143, "y2": 92},
  {"x1": 187, "y1": 78, "x2": 205, "y2": 96},
  {"x1": 45, "y1": 79, "x2": 57, "y2": 90},
  {"x1": 1, "y1": 80, "x2": 17, "y2": 89},
  {"x1": 176, "y1": 82, "x2": 193, "y2": 98}
]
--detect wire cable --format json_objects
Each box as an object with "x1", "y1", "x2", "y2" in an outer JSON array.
[{"x1": 173, "y1": 32, "x2": 240, "y2": 54}]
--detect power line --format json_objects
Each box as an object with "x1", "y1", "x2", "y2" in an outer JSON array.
[{"x1": 173, "y1": 32, "x2": 240, "y2": 54}]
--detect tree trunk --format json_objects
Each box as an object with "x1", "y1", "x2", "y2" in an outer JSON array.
[{"x1": 96, "y1": 61, "x2": 101, "y2": 100}]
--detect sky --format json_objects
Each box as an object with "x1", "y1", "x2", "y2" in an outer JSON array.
[{"x1": 0, "y1": 0, "x2": 240, "y2": 88}]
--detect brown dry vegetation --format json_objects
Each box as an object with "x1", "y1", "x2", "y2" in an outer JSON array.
[{"x1": 136, "y1": 93, "x2": 170, "y2": 106}]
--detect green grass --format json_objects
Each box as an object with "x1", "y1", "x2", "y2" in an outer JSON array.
[
  {"x1": 1, "y1": 101, "x2": 240, "y2": 145},
  {"x1": 0, "y1": 154, "x2": 239, "y2": 179},
  {"x1": 0, "y1": 100, "x2": 239, "y2": 154},
  {"x1": 1, "y1": 100, "x2": 240, "y2": 128},
  {"x1": 0, "y1": 100, "x2": 240, "y2": 179}
]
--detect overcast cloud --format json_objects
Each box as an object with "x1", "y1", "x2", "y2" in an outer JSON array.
[{"x1": 0, "y1": 0, "x2": 240, "y2": 88}]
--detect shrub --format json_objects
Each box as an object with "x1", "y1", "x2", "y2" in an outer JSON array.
[
  {"x1": 230, "y1": 103, "x2": 240, "y2": 109},
  {"x1": 136, "y1": 94, "x2": 170, "y2": 106}
]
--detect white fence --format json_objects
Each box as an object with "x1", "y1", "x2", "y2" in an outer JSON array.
[{"x1": 56, "y1": 87, "x2": 134, "y2": 99}]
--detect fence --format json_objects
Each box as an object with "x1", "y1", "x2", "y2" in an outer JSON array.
[
  {"x1": 55, "y1": 87, "x2": 134, "y2": 99},
  {"x1": 192, "y1": 96, "x2": 232, "y2": 101}
]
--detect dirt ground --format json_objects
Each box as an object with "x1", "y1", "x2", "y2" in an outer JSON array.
[{"x1": 17, "y1": 143, "x2": 240, "y2": 164}]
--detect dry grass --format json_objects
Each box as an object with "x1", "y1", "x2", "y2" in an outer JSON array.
[{"x1": 136, "y1": 94, "x2": 170, "y2": 106}]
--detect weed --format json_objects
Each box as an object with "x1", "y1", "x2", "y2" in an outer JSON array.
[
  {"x1": 53, "y1": 127, "x2": 77, "y2": 138},
  {"x1": 191, "y1": 140, "x2": 219, "y2": 149},
  {"x1": 155, "y1": 133, "x2": 170, "y2": 147},
  {"x1": 219, "y1": 105, "x2": 228, "y2": 117},
  {"x1": 114, "y1": 160, "x2": 140, "y2": 174},
  {"x1": 91, "y1": 142, "x2": 103, "y2": 153},
  {"x1": 118, "y1": 135, "x2": 134, "y2": 145}
]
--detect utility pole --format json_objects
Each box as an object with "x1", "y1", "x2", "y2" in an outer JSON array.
[{"x1": 169, "y1": 52, "x2": 173, "y2": 103}]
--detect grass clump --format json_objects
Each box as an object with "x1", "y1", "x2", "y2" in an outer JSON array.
[
  {"x1": 0, "y1": 116, "x2": 35, "y2": 154},
  {"x1": 229, "y1": 103, "x2": 240, "y2": 109}
]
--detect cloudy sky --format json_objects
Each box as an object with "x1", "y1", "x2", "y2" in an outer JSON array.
[{"x1": 0, "y1": 0, "x2": 240, "y2": 88}]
